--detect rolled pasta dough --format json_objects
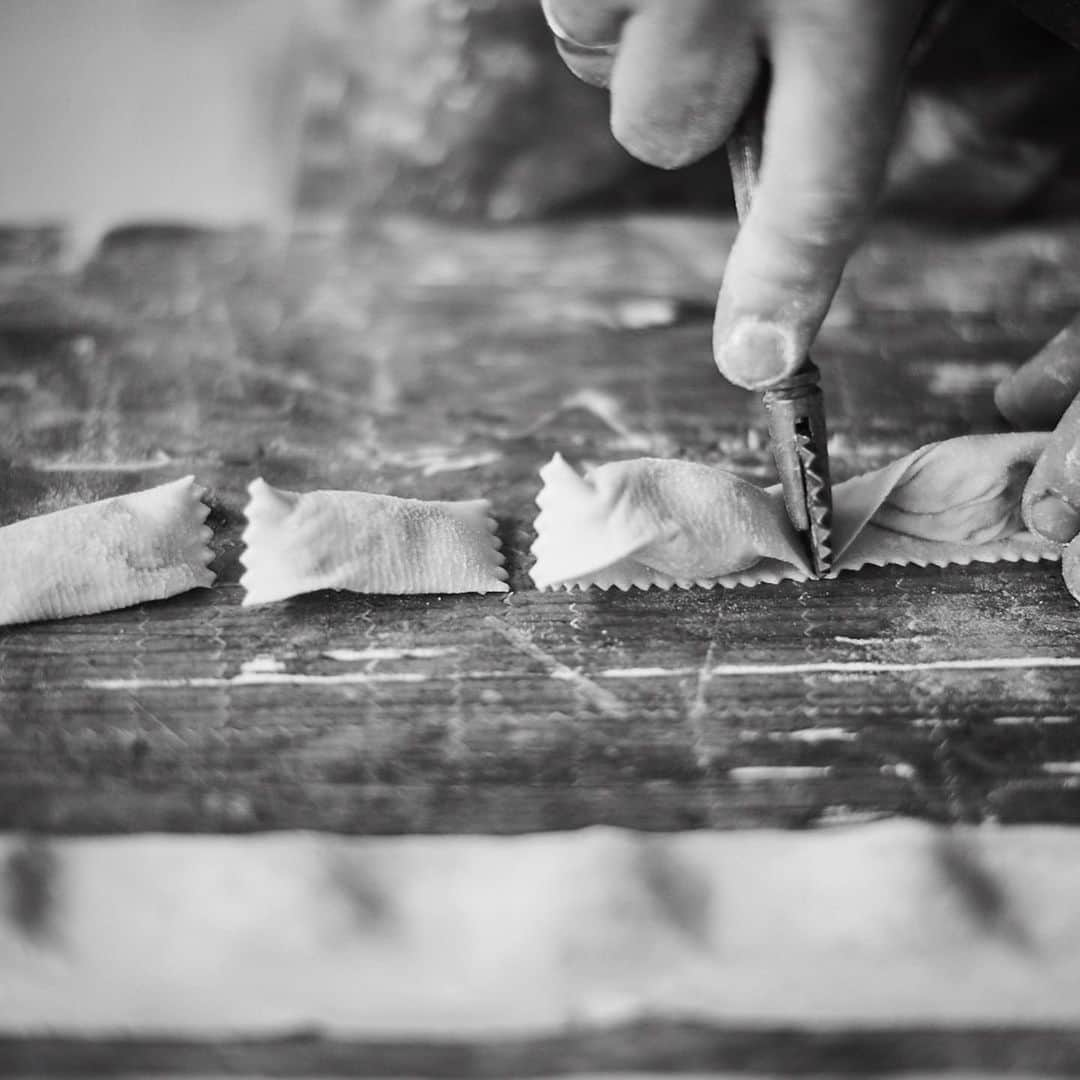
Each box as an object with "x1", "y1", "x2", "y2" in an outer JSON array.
[
  {"x1": 240, "y1": 478, "x2": 509, "y2": 604},
  {"x1": 531, "y1": 433, "x2": 1060, "y2": 591},
  {"x1": 0, "y1": 476, "x2": 215, "y2": 626}
]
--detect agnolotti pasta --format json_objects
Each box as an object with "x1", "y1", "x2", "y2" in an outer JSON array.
[
  {"x1": 240, "y1": 478, "x2": 509, "y2": 605},
  {"x1": 531, "y1": 433, "x2": 1061, "y2": 591},
  {"x1": 1, "y1": 434, "x2": 1062, "y2": 624},
  {"x1": 0, "y1": 477, "x2": 215, "y2": 626}
]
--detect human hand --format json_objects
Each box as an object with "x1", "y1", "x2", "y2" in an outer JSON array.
[
  {"x1": 541, "y1": 0, "x2": 930, "y2": 389},
  {"x1": 996, "y1": 313, "x2": 1080, "y2": 545}
]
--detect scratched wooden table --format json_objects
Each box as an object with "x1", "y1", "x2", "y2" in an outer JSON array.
[{"x1": 3, "y1": 214, "x2": 1080, "y2": 1076}]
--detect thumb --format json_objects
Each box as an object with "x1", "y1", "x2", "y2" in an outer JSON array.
[{"x1": 1023, "y1": 393, "x2": 1080, "y2": 544}]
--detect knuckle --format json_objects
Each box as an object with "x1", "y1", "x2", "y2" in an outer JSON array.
[
  {"x1": 1063, "y1": 439, "x2": 1080, "y2": 487},
  {"x1": 759, "y1": 185, "x2": 867, "y2": 251}
]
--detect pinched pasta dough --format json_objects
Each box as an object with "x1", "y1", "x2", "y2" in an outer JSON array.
[{"x1": 531, "y1": 433, "x2": 1060, "y2": 591}]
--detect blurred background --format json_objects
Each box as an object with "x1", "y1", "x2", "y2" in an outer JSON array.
[{"x1": 2, "y1": 0, "x2": 1080, "y2": 266}]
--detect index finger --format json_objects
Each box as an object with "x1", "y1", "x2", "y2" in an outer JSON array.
[{"x1": 713, "y1": 2, "x2": 921, "y2": 389}]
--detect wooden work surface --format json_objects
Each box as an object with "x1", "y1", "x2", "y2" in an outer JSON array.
[
  {"x1": 3, "y1": 214, "x2": 1080, "y2": 837},
  {"x1": 5, "y1": 217, "x2": 1080, "y2": 1078}
]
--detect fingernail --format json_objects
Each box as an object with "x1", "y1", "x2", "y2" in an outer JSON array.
[
  {"x1": 1027, "y1": 494, "x2": 1080, "y2": 544},
  {"x1": 717, "y1": 320, "x2": 799, "y2": 389}
]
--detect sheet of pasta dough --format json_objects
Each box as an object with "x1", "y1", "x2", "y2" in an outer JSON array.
[
  {"x1": 532, "y1": 433, "x2": 1060, "y2": 591},
  {"x1": 3, "y1": 821, "x2": 1080, "y2": 1035}
]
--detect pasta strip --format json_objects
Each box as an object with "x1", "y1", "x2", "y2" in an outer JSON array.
[
  {"x1": 241, "y1": 478, "x2": 509, "y2": 604},
  {"x1": 0, "y1": 477, "x2": 214, "y2": 626},
  {"x1": 531, "y1": 434, "x2": 1060, "y2": 591}
]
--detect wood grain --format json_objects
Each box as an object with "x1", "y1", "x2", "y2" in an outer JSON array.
[
  {"x1": 5, "y1": 1025, "x2": 1080, "y2": 1078},
  {"x1": 3, "y1": 217, "x2": 1080, "y2": 835}
]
